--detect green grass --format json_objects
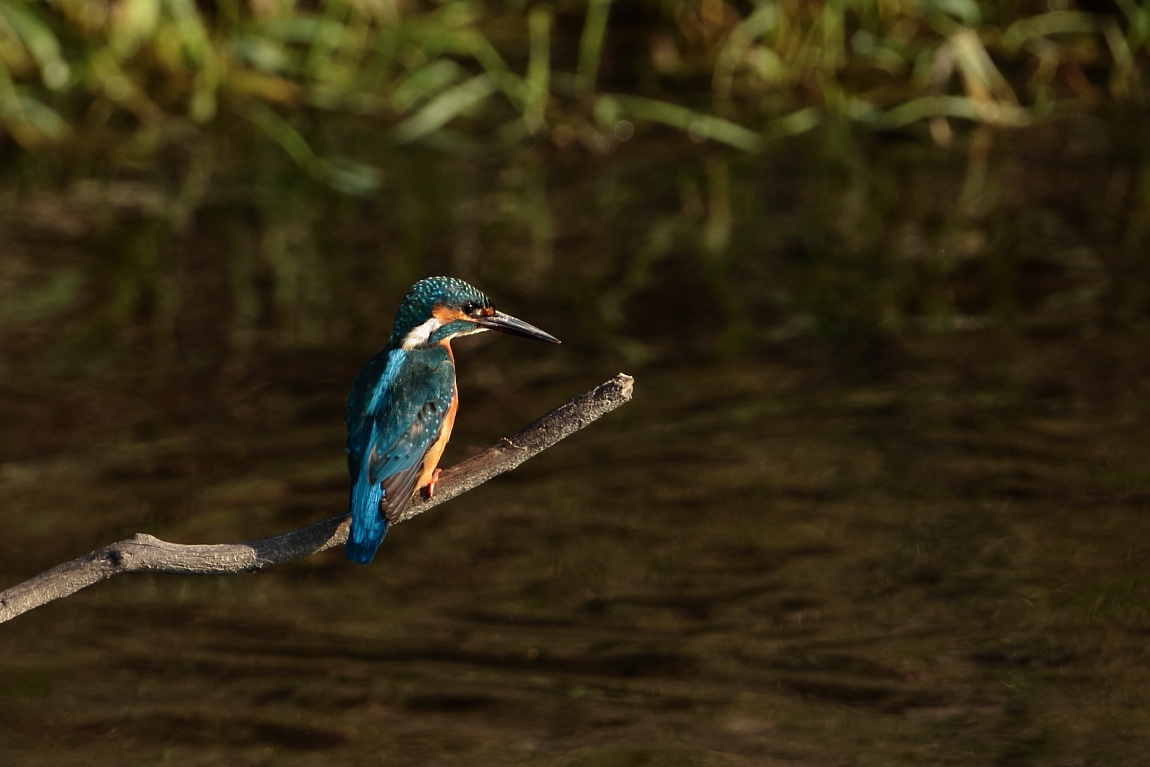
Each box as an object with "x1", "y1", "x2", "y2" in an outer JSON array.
[{"x1": 0, "y1": 0, "x2": 1146, "y2": 167}]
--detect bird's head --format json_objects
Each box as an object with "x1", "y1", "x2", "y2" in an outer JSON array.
[{"x1": 390, "y1": 276, "x2": 560, "y2": 350}]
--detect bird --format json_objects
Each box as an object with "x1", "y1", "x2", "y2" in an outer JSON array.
[{"x1": 344, "y1": 276, "x2": 560, "y2": 564}]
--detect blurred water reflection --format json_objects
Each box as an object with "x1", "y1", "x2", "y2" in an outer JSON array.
[{"x1": 3, "y1": 126, "x2": 1150, "y2": 765}]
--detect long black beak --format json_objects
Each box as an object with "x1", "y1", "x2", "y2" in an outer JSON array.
[{"x1": 476, "y1": 310, "x2": 561, "y2": 344}]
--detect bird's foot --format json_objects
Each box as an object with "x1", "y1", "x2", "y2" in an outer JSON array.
[{"x1": 422, "y1": 468, "x2": 442, "y2": 499}]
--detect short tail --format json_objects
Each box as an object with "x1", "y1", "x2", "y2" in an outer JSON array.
[{"x1": 346, "y1": 478, "x2": 387, "y2": 565}]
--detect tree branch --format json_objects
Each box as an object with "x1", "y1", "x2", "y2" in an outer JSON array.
[{"x1": 0, "y1": 373, "x2": 634, "y2": 625}]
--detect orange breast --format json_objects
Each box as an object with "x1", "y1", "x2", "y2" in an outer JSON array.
[{"x1": 417, "y1": 381, "x2": 458, "y2": 491}]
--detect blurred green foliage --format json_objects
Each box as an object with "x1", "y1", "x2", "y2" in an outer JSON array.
[{"x1": 0, "y1": 0, "x2": 1146, "y2": 168}]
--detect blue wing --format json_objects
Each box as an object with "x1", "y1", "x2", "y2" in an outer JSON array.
[{"x1": 345, "y1": 347, "x2": 454, "y2": 564}]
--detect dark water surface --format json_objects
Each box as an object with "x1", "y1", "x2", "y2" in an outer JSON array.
[{"x1": 3, "y1": 130, "x2": 1150, "y2": 765}]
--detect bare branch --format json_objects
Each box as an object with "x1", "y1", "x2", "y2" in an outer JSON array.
[{"x1": 0, "y1": 374, "x2": 634, "y2": 625}]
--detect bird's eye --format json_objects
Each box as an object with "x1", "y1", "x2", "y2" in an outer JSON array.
[{"x1": 462, "y1": 301, "x2": 480, "y2": 316}]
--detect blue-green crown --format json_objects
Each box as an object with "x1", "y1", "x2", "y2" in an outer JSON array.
[{"x1": 388, "y1": 277, "x2": 491, "y2": 346}]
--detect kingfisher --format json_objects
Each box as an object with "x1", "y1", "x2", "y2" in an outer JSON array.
[{"x1": 344, "y1": 276, "x2": 560, "y2": 564}]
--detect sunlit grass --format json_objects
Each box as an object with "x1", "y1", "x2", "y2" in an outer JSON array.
[{"x1": 0, "y1": 0, "x2": 1145, "y2": 162}]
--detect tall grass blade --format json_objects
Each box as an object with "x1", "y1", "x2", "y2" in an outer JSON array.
[
  {"x1": 389, "y1": 60, "x2": 466, "y2": 112},
  {"x1": 164, "y1": 0, "x2": 221, "y2": 121},
  {"x1": 392, "y1": 73, "x2": 497, "y2": 145},
  {"x1": 864, "y1": 95, "x2": 1031, "y2": 129},
  {"x1": 0, "y1": 1, "x2": 69, "y2": 88},
  {"x1": 599, "y1": 94, "x2": 763, "y2": 153},
  {"x1": 525, "y1": 4, "x2": 551, "y2": 134},
  {"x1": 577, "y1": 0, "x2": 612, "y2": 97},
  {"x1": 1004, "y1": 11, "x2": 1099, "y2": 51},
  {"x1": 240, "y1": 100, "x2": 379, "y2": 194}
]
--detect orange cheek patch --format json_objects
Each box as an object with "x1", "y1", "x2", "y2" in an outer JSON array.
[{"x1": 432, "y1": 305, "x2": 467, "y2": 324}]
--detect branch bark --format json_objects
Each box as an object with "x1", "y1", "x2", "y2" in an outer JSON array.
[{"x1": 0, "y1": 373, "x2": 634, "y2": 625}]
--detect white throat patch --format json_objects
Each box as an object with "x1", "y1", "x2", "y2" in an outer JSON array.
[{"x1": 401, "y1": 317, "x2": 442, "y2": 350}]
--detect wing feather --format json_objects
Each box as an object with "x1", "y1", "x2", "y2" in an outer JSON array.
[{"x1": 345, "y1": 347, "x2": 454, "y2": 562}]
